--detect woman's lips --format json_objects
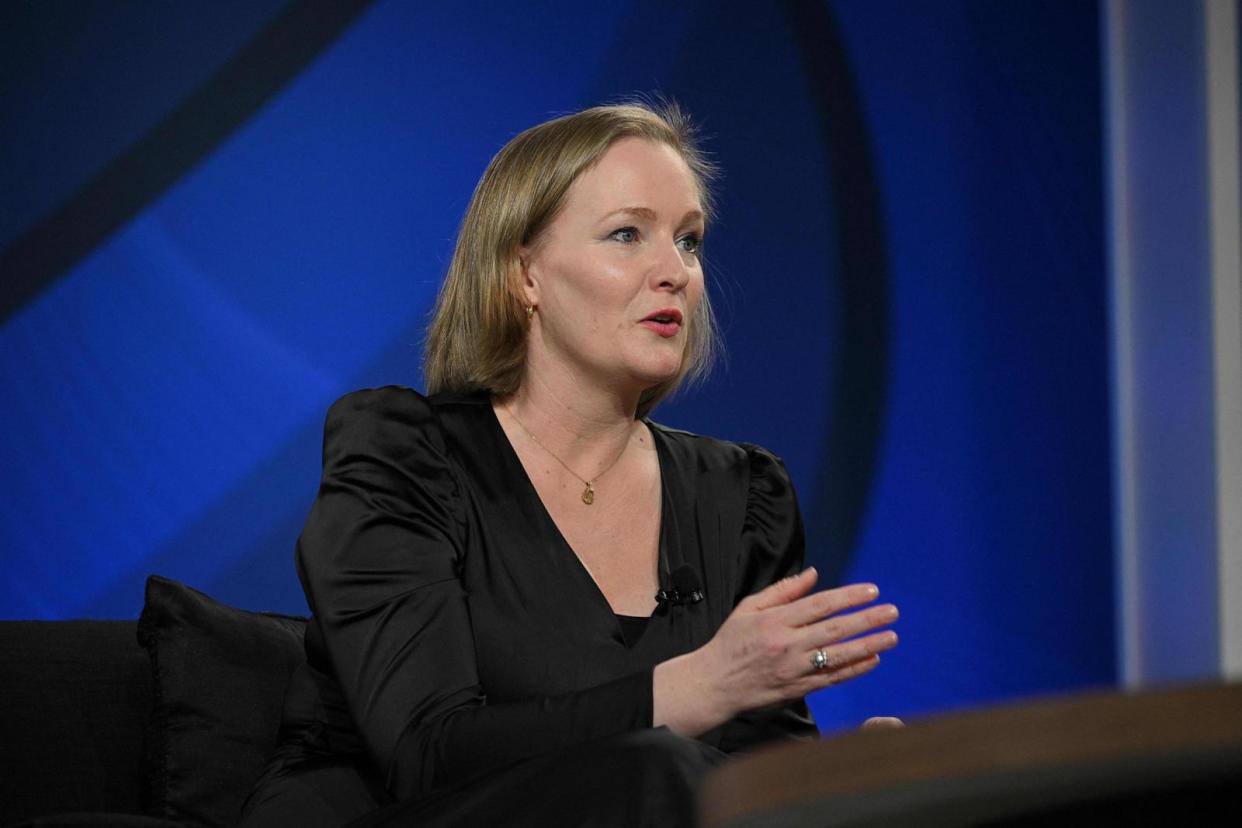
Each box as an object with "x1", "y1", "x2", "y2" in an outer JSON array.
[
  {"x1": 640, "y1": 308, "x2": 683, "y2": 338},
  {"x1": 639, "y1": 319, "x2": 681, "y2": 337}
]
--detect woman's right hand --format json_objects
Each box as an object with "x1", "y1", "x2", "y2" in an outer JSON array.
[{"x1": 653, "y1": 567, "x2": 898, "y2": 737}]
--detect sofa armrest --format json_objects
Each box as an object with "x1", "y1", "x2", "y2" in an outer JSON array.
[{"x1": 0, "y1": 621, "x2": 151, "y2": 823}]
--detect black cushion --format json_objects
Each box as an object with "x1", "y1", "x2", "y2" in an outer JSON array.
[
  {"x1": 0, "y1": 621, "x2": 151, "y2": 823},
  {"x1": 136, "y1": 576, "x2": 306, "y2": 828},
  {"x1": 5, "y1": 815, "x2": 183, "y2": 827}
]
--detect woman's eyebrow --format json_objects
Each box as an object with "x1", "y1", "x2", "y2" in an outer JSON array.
[
  {"x1": 600, "y1": 206, "x2": 658, "y2": 222},
  {"x1": 598, "y1": 206, "x2": 705, "y2": 224}
]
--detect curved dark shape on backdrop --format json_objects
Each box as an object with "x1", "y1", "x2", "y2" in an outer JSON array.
[
  {"x1": 0, "y1": 0, "x2": 375, "y2": 323},
  {"x1": 785, "y1": 0, "x2": 891, "y2": 587}
]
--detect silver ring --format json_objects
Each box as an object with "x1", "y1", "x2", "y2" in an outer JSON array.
[{"x1": 811, "y1": 649, "x2": 829, "y2": 671}]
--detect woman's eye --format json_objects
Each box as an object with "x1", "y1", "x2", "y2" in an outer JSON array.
[
  {"x1": 677, "y1": 234, "x2": 702, "y2": 255},
  {"x1": 609, "y1": 227, "x2": 639, "y2": 243}
]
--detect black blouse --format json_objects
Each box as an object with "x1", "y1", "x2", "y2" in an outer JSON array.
[{"x1": 273, "y1": 386, "x2": 817, "y2": 804}]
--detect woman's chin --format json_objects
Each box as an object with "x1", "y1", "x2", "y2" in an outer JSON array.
[{"x1": 628, "y1": 359, "x2": 683, "y2": 390}]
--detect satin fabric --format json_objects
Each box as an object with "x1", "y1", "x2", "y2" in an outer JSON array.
[{"x1": 243, "y1": 387, "x2": 816, "y2": 825}]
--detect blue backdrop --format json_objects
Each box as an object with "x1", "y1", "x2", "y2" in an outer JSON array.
[{"x1": 0, "y1": 0, "x2": 1114, "y2": 732}]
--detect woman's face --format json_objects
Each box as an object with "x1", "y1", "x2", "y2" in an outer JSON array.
[{"x1": 520, "y1": 137, "x2": 706, "y2": 396}]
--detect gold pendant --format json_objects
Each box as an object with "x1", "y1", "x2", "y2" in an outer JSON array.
[{"x1": 581, "y1": 482, "x2": 595, "y2": 505}]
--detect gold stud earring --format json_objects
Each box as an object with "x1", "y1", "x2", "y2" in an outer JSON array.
[{"x1": 525, "y1": 305, "x2": 535, "y2": 320}]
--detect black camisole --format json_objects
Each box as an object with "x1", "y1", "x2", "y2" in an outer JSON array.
[{"x1": 616, "y1": 614, "x2": 650, "y2": 647}]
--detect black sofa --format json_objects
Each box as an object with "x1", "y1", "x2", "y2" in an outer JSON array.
[{"x1": 0, "y1": 577, "x2": 307, "y2": 827}]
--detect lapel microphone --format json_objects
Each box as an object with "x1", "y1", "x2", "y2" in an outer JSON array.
[{"x1": 655, "y1": 564, "x2": 705, "y2": 608}]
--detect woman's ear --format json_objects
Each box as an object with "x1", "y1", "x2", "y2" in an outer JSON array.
[{"x1": 514, "y1": 246, "x2": 540, "y2": 307}]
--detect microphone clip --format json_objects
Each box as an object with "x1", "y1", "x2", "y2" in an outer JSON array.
[
  {"x1": 654, "y1": 587, "x2": 704, "y2": 608},
  {"x1": 655, "y1": 564, "x2": 706, "y2": 610}
]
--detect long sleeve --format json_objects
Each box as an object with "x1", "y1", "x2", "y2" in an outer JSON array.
[
  {"x1": 716, "y1": 444, "x2": 819, "y2": 752},
  {"x1": 295, "y1": 387, "x2": 651, "y2": 801}
]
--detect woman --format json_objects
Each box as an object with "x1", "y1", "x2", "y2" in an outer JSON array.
[{"x1": 242, "y1": 102, "x2": 899, "y2": 827}]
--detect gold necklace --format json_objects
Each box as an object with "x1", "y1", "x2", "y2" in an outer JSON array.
[{"x1": 505, "y1": 402, "x2": 631, "y2": 505}]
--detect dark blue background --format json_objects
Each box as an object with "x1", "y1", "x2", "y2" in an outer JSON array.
[{"x1": 0, "y1": 0, "x2": 1113, "y2": 732}]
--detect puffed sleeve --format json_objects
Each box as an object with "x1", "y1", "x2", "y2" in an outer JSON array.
[
  {"x1": 296, "y1": 388, "x2": 652, "y2": 800},
  {"x1": 718, "y1": 444, "x2": 820, "y2": 751}
]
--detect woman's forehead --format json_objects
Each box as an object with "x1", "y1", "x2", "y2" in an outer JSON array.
[{"x1": 564, "y1": 138, "x2": 704, "y2": 220}]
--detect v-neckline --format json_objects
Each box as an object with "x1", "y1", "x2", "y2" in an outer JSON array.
[{"x1": 485, "y1": 400, "x2": 672, "y2": 622}]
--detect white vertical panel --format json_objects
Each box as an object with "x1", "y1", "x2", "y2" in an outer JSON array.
[
  {"x1": 1206, "y1": 0, "x2": 1242, "y2": 679},
  {"x1": 1105, "y1": 0, "x2": 1232, "y2": 685},
  {"x1": 1104, "y1": 0, "x2": 1141, "y2": 687}
]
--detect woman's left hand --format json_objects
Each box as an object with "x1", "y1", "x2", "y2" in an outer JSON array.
[{"x1": 653, "y1": 567, "x2": 898, "y2": 736}]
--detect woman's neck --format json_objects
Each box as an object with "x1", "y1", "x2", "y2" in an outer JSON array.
[{"x1": 500, "y1": 366, "x2": 641, "y2": 472}]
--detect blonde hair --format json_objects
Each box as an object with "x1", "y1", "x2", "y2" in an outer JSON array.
[{"x1": 423, "y1": 101, "x2": 720, "y2": 418}]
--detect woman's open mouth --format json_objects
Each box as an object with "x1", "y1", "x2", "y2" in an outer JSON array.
[{"x1": 639, "y1": 308, "x2": 683, "y2": 338}]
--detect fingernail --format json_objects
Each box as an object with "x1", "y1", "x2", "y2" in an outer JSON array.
[
  {"x1": 866, "y1": 584, "x2": 879, "y2": 597},
  {"x1": 804, "y1": 566, "x2": 817, "y2": 578}
]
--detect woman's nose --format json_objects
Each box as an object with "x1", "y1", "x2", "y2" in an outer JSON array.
[{"x1": 651, "y1": 238, "x2": 691, "y2": 292}]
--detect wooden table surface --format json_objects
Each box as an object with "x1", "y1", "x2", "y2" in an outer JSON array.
[{"x1": 700, "y1": 681, "x2": 1242, "y2": 827}]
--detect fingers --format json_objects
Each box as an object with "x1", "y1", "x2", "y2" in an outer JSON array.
[
  {"x1": 800, "y1": 602, "x2": 898, "y2": 650},
  {"x1": 861, "y1": 716, "x2": 905, "y2": 730},
  {"x1": 743, "y1": 566, "x2": 819, "y2": 611},
  {"x1": 810, "y1": 630, "x2": 897, "y2": 673},
  {"x1": 743, "y1": 576, "x2": 885, "y2": 631},
  {"x1": 807, "y1": 652, "x2": 881, "y2": 688},
  {"x1": 796, "y1": 631, "x2": 896, "y2": 696},
  {"x1": 781, "y1": 582, "x2": 882, "y2": 627}
]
